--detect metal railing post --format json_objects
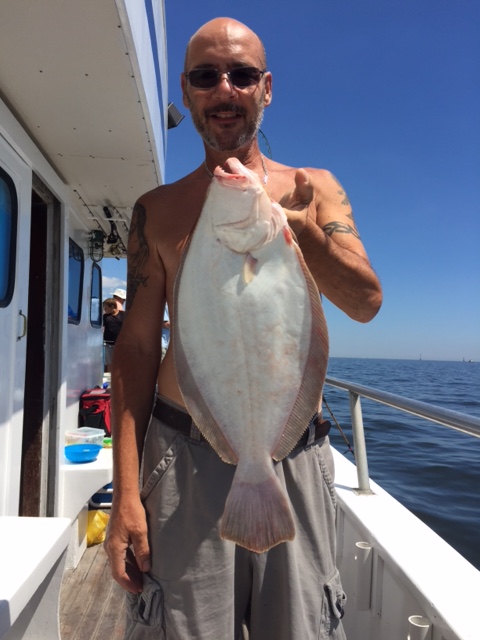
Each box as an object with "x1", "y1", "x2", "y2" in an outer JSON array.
[{"x1": 349, "y1": 391, "x2": 372, "y2": 494}]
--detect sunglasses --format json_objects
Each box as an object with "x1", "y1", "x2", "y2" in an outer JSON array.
[{"x1": 185, "y1": 67, "x2": 266, "y2": 89}]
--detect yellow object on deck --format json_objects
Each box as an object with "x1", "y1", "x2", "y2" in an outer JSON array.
[{"x1": 87, "y1": 510, "x2": 110, "y2": 547}]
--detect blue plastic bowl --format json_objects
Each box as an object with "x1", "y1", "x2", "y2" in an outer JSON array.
[{"x1": 65, "y1": 443, "x2": 102, "y2": 463}]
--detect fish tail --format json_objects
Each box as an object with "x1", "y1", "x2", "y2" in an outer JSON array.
[{"x1": 220, "y1": 471, "x2": 295, "y2": 552}]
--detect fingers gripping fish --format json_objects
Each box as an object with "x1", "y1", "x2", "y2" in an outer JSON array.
[{"x1": 173, "y1": 158, "x2": 329, "y2": 553}]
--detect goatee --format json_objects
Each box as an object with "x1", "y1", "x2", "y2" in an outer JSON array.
[{"x1": 188, "y1": 94, "x2": 265, "y2": 151}]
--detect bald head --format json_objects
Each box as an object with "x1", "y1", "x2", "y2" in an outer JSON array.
[{"x1": 184, "y1": 18, "x2": 267, "y2": 72}]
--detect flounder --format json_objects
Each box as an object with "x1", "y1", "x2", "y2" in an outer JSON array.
[{"x1": 173, "y1": 158, "x2": 329, "y2": 552}]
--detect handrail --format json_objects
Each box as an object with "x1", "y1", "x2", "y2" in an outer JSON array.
[
  {"x1": 325, "y1": 376, "x2": 480, "y2": 437},
  {"x1": 324, "y1": 376, "x2": 480, "y2": 494}
]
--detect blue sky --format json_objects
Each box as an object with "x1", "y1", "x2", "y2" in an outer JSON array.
[{"x1": 103, "y1": 0, "x2": 479, "y2": 362}]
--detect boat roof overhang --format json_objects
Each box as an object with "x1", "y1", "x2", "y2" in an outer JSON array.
[{"x1": 0, "y1": 0, "x2": 168, "y2": 257}]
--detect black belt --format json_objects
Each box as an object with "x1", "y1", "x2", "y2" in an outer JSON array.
[{"x1": 153, "y1": 398, "x2": 331, "y2": 448}]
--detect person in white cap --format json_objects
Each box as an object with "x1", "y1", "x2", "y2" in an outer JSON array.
[{"x1": 113, "y1": 288, "x2": 126, "y2": 311}]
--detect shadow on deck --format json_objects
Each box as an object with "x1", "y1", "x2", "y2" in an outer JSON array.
[{"x1": 60, "y1": 541, "x2": 127, "y2": 639}]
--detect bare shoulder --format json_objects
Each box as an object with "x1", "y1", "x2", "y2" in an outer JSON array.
[
  {"x1": 133, "y1": 171, "x2": 207, "y2": 239},
  {"x1": 303, "y1": 167, "x2": 350, "y2": 201},
  {"x1": 136, "y1": 171, "x2": 202, "y2": 213},
  {"x1": 127, "y1": 169, "x2": 209, "y2": 304}
]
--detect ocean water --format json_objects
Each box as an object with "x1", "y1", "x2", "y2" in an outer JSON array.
[{"x1": 324, "y1": 358, "x2": 480, "y2": 569}]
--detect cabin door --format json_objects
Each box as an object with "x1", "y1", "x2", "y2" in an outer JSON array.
[
  {"x1": 0, "y1": 136, "x2": 32, "y2": 516},
  {"x1": 20, "y1": 177, "x2": 62, "y2": 517}
]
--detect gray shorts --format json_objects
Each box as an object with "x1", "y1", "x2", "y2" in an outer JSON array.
[{"x1": 125, "y1": 406, "x2": 346, "y2": 640}]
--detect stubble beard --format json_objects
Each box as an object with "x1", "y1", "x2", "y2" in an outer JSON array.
[{"x1": 188, "y1": 91, "x2": 265, "y2": 152}]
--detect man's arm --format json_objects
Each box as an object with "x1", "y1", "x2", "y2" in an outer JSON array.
[
  {"x1": 105, "y1": 197, "x2": 166, "y2": 593},
  {"x1": 280, "y1": 169, "x2": 382, "y2": 322}
]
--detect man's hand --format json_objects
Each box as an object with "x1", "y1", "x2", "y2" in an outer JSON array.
[
  {"x1": 278, "y1": 169, "x2": 315, "y2": 238},
  {"x1": 105, "y1": 496, "x2": 151, "y2": 594}
]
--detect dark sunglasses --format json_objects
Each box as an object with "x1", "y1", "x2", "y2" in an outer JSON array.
[{"x1": 185, "y1": 66, "x2": 266, "y2": 89}]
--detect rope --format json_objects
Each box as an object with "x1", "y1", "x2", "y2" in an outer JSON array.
[{"x1": 323, "y1": 395, "x2": 355, "y2": 458}]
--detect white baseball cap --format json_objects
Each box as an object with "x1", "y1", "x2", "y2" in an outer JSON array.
[{"x1": 113, "y1": 288, "x2": 127, "y2": 300}]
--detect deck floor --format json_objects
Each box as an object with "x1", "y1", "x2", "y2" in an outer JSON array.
[{"x1": 60, "y1": 539, "x2": 127, "y2": 639}]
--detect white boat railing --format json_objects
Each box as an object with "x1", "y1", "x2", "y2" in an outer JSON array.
[{"x1": 324, "y1": 375, "x2": 480, "y2": 494}]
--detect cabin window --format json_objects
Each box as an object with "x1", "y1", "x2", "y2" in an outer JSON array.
[
  {"x1": 68, "y1": 238, "x2": 84, "y2": 324},
  {"x1": 90, "y1": 263, "x2": 102, "y2": 328},
  {"x1": 0, "y1": 166, "x2": 18, "y2": 307}
]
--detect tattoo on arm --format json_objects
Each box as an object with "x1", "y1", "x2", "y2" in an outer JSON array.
[
  {"x1": 322, "y1": 221, "x2": 361, "y2": 239},
  {"x1": 331, "y1": 174, "x2": 351, "y2": 206},
  {"x1": 325, "y1": 174, "x2": 361, "y2": 239},
  {"x1": 338, "y1": 189, "x2": 350, "y2": 207},
  {"x1": 346, "y1": 212, "x2": 359, "y2": 231},
  {"x1": 126, "y1": 203, "x2": 149, "y2": 310}
]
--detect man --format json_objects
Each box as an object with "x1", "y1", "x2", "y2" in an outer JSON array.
[
  {"x1": 105, "y1": 17, "x2": 382, "y2": 640},
  {"x1": 102, "y1": 298, "x2": 125, "y2": 373},
  {"x1": 113, "y1": 288, "x2": 127, "y2": 311}
]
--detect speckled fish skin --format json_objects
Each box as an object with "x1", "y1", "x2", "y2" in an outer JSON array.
[{"x1": 173, "y1": 158, "x2": 329, "y2": 552}]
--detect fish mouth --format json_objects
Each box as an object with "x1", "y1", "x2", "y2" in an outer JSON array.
[
  {"x1": 212, "y1": 165, "x2": 250, "y2": 194},
  {"x1": 212, "y1": 158, "x2": 264, "y2": 196}
]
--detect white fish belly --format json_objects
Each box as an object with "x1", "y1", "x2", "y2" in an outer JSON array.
[{"x1": 174, "y1": 209, "x2": 327, "y2": 464}]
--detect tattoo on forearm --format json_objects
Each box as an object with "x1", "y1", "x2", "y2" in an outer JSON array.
[
  {"x1": 323, "y1": 221, "x2": 361, "y2": 239},
  {"x1": 127, "y1": 203, "x2": 149, "y2": 309}
]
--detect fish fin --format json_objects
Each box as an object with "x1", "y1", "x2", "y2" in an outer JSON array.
[
  {"x1": 193, "y1": 410, "x2": 239, "y2": 464},
  {"x1": 272, "y1": 243, "x2": 329, "y2": 461},
  {"x1": 220, "y1": 470, "x2": 295, "y2": 552},
  {"x1": 242, "y1": 254, "x2": 258, "y2": 283}
]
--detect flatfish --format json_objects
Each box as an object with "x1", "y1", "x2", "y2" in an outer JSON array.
[{"x1": 173, "y1": 158, "x2": 329, "y2": 552}]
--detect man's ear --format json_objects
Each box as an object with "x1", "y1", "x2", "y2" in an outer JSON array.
[{"x1": 263, "y1": 72, "x2": 273, "y2": 107}]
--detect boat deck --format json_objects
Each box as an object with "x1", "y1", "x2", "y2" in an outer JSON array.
[{"x1": 60, "y1": 539, "x2": 127, "y2": 639}]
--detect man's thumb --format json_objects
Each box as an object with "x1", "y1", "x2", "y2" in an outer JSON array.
[{"x1": 294, "y1": 169, "x2": 314, "y2": 202}]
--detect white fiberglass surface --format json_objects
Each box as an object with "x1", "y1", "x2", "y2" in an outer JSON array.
[{"x1": 332, "y1": 448, "x2": 479, "y2": 640}]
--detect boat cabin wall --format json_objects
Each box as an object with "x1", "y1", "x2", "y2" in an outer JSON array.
[{"x1": 0, "y1": 109, "x2": 105, "y2": 519}]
